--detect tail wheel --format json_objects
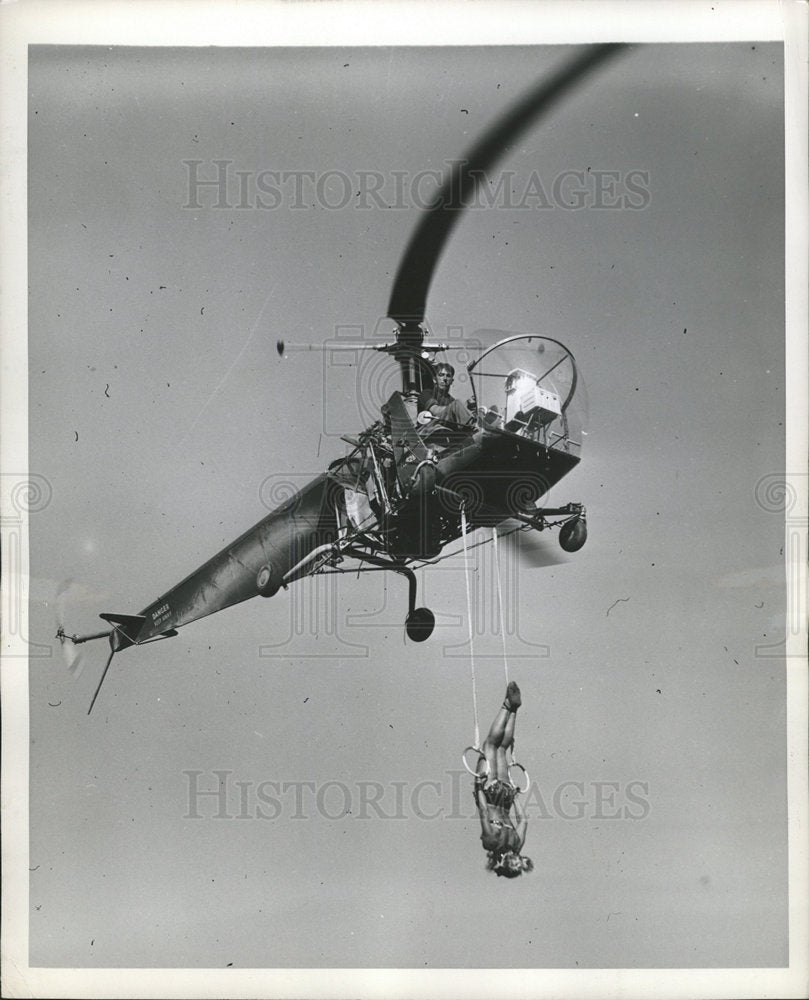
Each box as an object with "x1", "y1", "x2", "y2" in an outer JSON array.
[
  {"x1": 405, "y1": 606, "x2": 435, "y2": 642},
  {"x1": 256, "y1": 564, "x2": 280, "y2": 598}
]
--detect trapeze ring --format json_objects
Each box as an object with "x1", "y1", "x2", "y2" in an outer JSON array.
[
  {"x1": 462, "y1": 745, "x2": 490, "y2": 778},
  {"x1": 508, "y1": 761, "x2": 530, "y2": 793}
]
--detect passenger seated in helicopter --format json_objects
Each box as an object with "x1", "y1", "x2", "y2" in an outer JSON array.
[{"x1": 417, "y1": 363, "x2": 475, "y2": 427}]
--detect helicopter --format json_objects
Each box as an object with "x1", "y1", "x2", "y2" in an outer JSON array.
[{"x1": 58, "y1": 44, "x2": 625, "y2": 713}]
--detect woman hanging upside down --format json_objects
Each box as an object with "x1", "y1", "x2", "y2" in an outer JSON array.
[{"x1": 474, "y1": 681, "x2": 534, "y2": 878}]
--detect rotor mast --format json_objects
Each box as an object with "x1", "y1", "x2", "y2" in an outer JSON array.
[{"x1": 394, "y1": 320, "x2": 428, "y2": 396}]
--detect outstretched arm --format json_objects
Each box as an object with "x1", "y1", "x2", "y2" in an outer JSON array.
[
  {"x1": 512, "y1": 792, "x2": 528, "y2": 849},
  {"x1": 475, "y1": 784, "x2": 491, "y2": 829}
]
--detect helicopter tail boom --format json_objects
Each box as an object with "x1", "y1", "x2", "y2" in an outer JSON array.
[{"x1": 130, "y1": 473, "x2": 339, "y2": 643}]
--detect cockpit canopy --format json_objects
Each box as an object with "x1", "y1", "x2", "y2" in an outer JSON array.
[
  {"x1": 367, "y1": 329, "x2": 586, "y2": 456},
  {"x1": 468, "y1": 332, "x2": 586, "y2": 454}
]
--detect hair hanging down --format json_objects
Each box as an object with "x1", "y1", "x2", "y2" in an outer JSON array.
[{"x1": 486, "y1": 852, "x2": 534, "y2": 878}]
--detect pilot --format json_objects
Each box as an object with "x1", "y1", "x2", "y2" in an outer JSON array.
[
  {"x1": 417, "y1": 363, "x2": 474, "y2": 426},
  {"x1": 473, "y1": 681, "x2": 533, "y2": 878}
]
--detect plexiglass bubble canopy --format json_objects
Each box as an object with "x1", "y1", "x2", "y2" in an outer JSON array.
[{"x1": 465, "y1": 330, "x2": 587, "y2": 457}]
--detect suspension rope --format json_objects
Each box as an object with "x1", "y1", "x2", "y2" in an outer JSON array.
[
  {"x1": 460, "y1": 504, "x2": 480, "y2": 749},
  {"x1": 491, "y1": 526, "x2": 509, "y2": 686},
  {"x1": 492, "y1": 525, "x2": 523, "y2": 774}
]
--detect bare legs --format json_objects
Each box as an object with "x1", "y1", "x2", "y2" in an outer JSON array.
[
  {"x1": 479, "y1": 682, "x2": 521, "y2": 782},
  {"x1": 473, "y1": 682, "x2": 530, "y2": 868}
]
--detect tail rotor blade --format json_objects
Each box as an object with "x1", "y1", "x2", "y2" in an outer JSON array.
[
  {"x1": 59, "y1": 633, "x2": 84, "y2": 677},
  {"x1": 55, "y1": 578, "x2": 85, "y2": 679}
]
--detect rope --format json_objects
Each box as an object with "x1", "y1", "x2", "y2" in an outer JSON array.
[
  {"x1": 410, "y1": 521, "x2": 529, "y2": 569},
  {"x1": 460, "y1": 505, "x2": 480, "y2": 749},
  {"x1": 493, "y1": 525, "x2": 522, "y2": 772},
  {"x1": 491, "y1": 526, "x2": 509, "y2": 686}
]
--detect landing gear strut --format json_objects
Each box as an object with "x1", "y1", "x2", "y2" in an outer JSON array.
[
  {"x1": 391, "y1": 563, "x2": 435, "y2": 643},
  {"x1": 400, "y1": 568, "x2": 435, "y2": 642},
  {"x1": 341, "y1": 549, "x2": 436, "y2": 643}
]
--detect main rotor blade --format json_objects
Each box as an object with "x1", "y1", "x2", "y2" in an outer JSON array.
[
  {"x1": 277, "y1": 339, "x2": 395, "y2": 356},
  {"x1": 386, "y1": 44, "x2": 628, "y2": 328},
  {"x1": 276, "y1": 339, "x2": 467, "y2": 356}
]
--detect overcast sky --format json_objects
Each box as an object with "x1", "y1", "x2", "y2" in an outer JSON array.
[{"x1": 23, "y1": 34, "x2": 792, "y2": 980}]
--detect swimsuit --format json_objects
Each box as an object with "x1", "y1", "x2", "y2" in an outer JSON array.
[
  {"x1": 482, "y1": 778, "x2": 516, "y2": 811},
  {"x1": 473, "y1": 775, "x2": 516, "y2": 810},
  {"x1": 475, "y1": 776, "x2": 519, "y2": 852}
]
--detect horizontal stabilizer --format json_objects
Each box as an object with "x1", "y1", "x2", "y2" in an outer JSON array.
[
  {"x1": 100, "y1": 612, "x2": 146, "y2": 627},
  {"x1": 99, "y1": 612, "x2": 147, "y2": 645}
]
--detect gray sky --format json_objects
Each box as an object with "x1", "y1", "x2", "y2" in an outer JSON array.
[{"x1": 25, "y1": 38, "x2": 790, "y2": 974}]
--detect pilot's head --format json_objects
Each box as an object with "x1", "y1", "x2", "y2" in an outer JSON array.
[{"x1": 434, "y1": 363, "x2": 455, "y2": 389}]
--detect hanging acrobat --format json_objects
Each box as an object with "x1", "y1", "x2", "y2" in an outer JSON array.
[
  {"x1": 473, "y1": 681, "x2": 533, "y2": 878},
  {"x1": 459, "y1": 509, "x2": 533, "y2": 879}
]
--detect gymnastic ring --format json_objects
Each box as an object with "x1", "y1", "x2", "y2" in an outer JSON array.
[
  {"x1": 508, "y1": 761, "x2": 530, "y2": 793},
  {"x1": 462, "y1": 745, "x2": 490, "y2": 778}
]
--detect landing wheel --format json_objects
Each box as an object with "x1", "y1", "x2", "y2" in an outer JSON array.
[
  {"x1": 405, "y1": 607, "x2": 435, "y2": 642},
  {"x1": 559, "y1": 515, "x2": 587, "y2": 552},
  {"x1": 256, "y1": 564, "x2": 280, "y2": 598}
]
